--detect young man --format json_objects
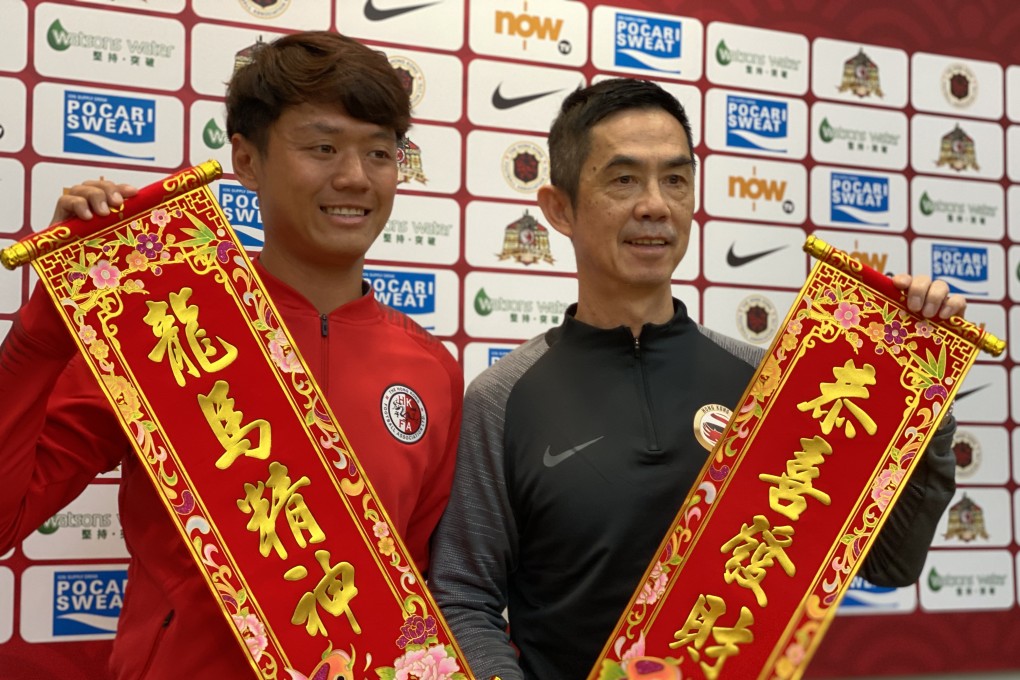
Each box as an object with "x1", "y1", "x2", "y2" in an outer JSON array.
[
  {"x1": 0, "y1": 32, "x2": 463, "y2": 679},
  {"x1": 428, "y1": 78, "x2": 964, "y2": 680}
]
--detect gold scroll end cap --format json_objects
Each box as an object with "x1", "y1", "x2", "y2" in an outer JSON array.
[
  {"x1": 0, "y1": 242, "x2": 31, "y2": 271},
  {"x1": 980, "y1": 331, "x2": 1006, "y2": 357},
  {"x1": 197, "y1": 159, "x2": 223, "y2": 182},
  {"x1": 803, "y1": 235, "x2": 831, "y2": 261}
]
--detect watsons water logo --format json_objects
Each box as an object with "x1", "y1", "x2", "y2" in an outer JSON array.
[
  {"x1": 613, "y1": 12, "x2": 682, "y2": 73},
  {"x1": 46, "y1": 19, "x2": 176, "y2": 61},
  {"x1": 819, "y1": 117, "x2": 901, "y2": 151},
  {"x1": 473, "y1": 288, "x2": 570, "y2": 318},
  {"x1": 53, "y1": 569, "x2": 127, "y2": 636},
  {"x1": 726, "y1": 95, "x2": 789, "y2": 153},
  {"x1": 38, "y1": 511, "x2": 114, "y2": 535},
  {"x1": 202, "y1": 119, "x2": 227, "y2": 150},
  {"x1": 927, "y1": 566, "x2": 1007, "y2": 596},
  {"x1": 64, "y1": 90, "x2": 156, "y2": 160},
  {"x1": 716, "y1": 40, "x2": 763, "y2": 68},
  {"x1": 218, "y1": 185, "x2": 263, "y2": 249},
  {"x1": 830, "y1": 172, "x2": 890, "y2": 226},
  {"x1": 931, "y1": 243, "x2": 988, "y2": 295},
  {"x1": 365, "y1": 270, "x2": 436, "y2": 315},
  {"x1": 920, "y1": 191, "x2": 997, "y2": 225}
]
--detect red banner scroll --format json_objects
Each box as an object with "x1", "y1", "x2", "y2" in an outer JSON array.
[
  {"x1": 2, "y1": 161, "x2": 472, "y2": 680},
  {"x1": 589, "y1": 236, "x2": 1004, "y2": 680}
]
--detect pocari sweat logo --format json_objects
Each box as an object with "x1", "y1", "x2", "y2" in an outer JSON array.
[
  {"x1": 63, "y1": 90, "x2": 156, "y2": 160},
  {"x1": 365, "y1": 269, "x2": 436, "y2": 315},
  {"x1": 726, "y1": 95, "x2": 789, "y2": 153},
  {"x1": 932, "y1": 243, "x2": 988, "y2": 295},
  {"x1": 218, "y1": 184, "x2": 264, "y2": 250},
  {"x1": 830, "y1": 172, "x2": 890, "y2": 226},
  {"x1": 488, "y1": 347, "x2": 512, "y2": 365},
  {"x1": 839, "y1": 576, "x2": 899, "y2": 611},
  {"x1": 613, "y1": 12, "x2": 682, "y2": 73},
  {"x1": 53, "y1": 569, "x2": 126, "y2": 636}
]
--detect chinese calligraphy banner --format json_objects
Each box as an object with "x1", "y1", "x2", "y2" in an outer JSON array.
[
  {"x1": 1, "y1": 162, "x2": 471, "y2": 680},
  {"x1": 589, "y1": 236, "x2": 1004, "y2": 680}
]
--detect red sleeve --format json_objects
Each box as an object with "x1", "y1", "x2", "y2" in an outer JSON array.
[
  {"x1": 403, "y1": 343, "x2": 464, "y2": 578},
  {"x1": 0, "y1": 283, "x2": 124, "y2": 552}
]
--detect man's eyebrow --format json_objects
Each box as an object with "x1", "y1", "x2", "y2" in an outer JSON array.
[
  {"x1": 297, "y1": 121, "x2": 394, "y2": 141},
  {"x1": 603, "y1": 154, "x2": 695, "y2": 170}
]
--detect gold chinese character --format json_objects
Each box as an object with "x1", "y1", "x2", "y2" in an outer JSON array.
[
  {"x1": 797, "y1": 360, "x2": 878, "y2": 438},
  {"x1": 238, "y1": 461, "x2": 325, "y2": 560},
  {"x1": 759, "y1": 436, "x2": 833, "y2": 521},
  {"x1": 198, "y1": 380, "x2": 272, "y2": 470},
  {"x1": 143, "y1": 287, "x2": 238, "y2": 386},
  {"x1": 669, "y1": 594, "x2": 753, "y2": 680},
  {"x1": 721, "y1": 515, "x2": 795, "y2": 607},
  {"x1": 284, "y1": 549, "x2": 361, "y2": 636}
]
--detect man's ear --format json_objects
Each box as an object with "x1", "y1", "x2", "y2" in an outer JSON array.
[
  {"x1": 537, "y1": 184, "x2": 574, "y2": 239},
  {"x1": 231, "y1": 133, "x2": 260, "y2": 191}
]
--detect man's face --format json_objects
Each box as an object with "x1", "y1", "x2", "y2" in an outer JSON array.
[
  {"x1": 562, "y1": 108, "x2": 695, "y2": 301},
  {"x1": 234, "y1": 102, "x2": 398, "y2": 274}
]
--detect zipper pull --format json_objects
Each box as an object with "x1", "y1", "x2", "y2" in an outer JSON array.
[{"x1": 320, "y1": 314, "x2": 328, "y2": 337}]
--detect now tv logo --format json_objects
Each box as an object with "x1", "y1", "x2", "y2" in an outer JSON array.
[
  {"x1": 704, "y1": 154, "x2": 805, "y2": 224},
  {"x1": 495, "y1": 10, "x2": 562, "y2": 41}
]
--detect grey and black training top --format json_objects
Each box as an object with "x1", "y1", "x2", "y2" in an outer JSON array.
[{"x1": 429, "y1": 300, "x2": 956, "y2": 680}]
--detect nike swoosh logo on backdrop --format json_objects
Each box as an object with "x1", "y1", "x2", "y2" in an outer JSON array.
[
  {"x1": 364, "y1": 0, "x2": 440, "y2": 21},
  {"x1": 491, "y1": 84, "x2": 563, "y2": 110},
  {"x1": 726, "y1": 243, "x2": 787, "y2": 267},
  {"x1": 543, "y1": 436, "x2": 605, "y2": 468}
]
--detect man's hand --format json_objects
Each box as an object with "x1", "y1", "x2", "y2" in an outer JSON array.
[
  {"x1": 51, "y1": 179, "x2": 138, "y2": 225},
  {"x1": 891, "y1": 274, "x2": 967, "y2": 320}
]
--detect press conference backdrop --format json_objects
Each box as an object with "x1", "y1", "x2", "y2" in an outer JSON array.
[{"x1": 0, "y1": 0, "x2": 1018, "y2": 677}]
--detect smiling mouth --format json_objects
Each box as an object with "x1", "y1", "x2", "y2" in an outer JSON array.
[
  {"x1": 627, "y1": 237, "x2": 668, "y2": 246},
  {"x1": 322, "y1": 206, "x2": 367, "y2": 217}
]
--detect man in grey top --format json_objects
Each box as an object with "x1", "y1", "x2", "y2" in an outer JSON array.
[{"x1": 429, "y1": 78, "x2": 965, "y2": 680}]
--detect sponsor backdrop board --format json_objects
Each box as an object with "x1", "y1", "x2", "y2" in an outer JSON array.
[{"x1": 0, "y1": 0, "x2": 1017, "y2": 677}]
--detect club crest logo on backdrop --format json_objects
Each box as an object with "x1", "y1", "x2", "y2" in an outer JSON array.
[
  {"x1": 501, "y1": 140, "x2": 548, "y2": 193},
  {"x1": 736, "y1": 293, "x2": 778, "y2": 343},
  {"x1": 397, "y1": 136, "x2": 428, "y2": 185},
  {"x1": 693, "y1": 404, "x2": 733, "y2": 452},
  {"x1": 233, "y1": 37, "x2": 266, "y2": 75},
  {"x1": 943, "y1": 494, "x2": 989, "y2": 542},
  {"x1": 935, "y1": 125, "x2": 980, "y2": 171},
  {"x1": 498, "y1": 210, "x2": 555, "y2": 266},
  {"x1": 388, "y1": 54, "x2": 426, "y2": 110},
  {"x1": 838, "y1": 48, "x2": 883, "y2": 98},
  {"x1": 238, "y1": 0, "x2": 291, "y2": 20},
  {"x1": 380, "y1": 384, "x2": 427, "y2": 444},
  {"x1": 941, "y1": 63, "x2": 978, "y2": 108},
  {"x1": 951, "y1": 428, "x2": 983, "y2": 480}
]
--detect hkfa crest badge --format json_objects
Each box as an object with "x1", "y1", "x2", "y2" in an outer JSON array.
[
  {"x1": 232, "y1": 36, "x2": 267, "y2": 76},
  {"x1": 935, "y1": 124, "x2": 980, "y2": 172},
  {"x1": 498, "y1": 210, "x2": 554, "y2": 266},
  {"x1": 951, "y1": 428, "x2": 982, "y2": 481},
  {"x1": 941, "y1": 63, "x2": 978, "y2": 108},
  {"x1": 943, "y1": 494, "x2": 989, "y2": 542},
  {"x1": 381, "y1": 384, "x2": 427, "y2": 444},
  {"x1": 502, "y1": 140, "x2": 548, "y2": 193},
  {"x1": 693, "y1": 404, "x2": 733, "y2": 453},
  {"x1": 736, "y1": 294, "x2": 778, "y2": 344},
  {"x1": 238, "y1": 0, "x2": 291, "y2": 19},
  {"x1": 388, "y1": 54, "x2": 426, "y2": 110},
  {"x1": 397, "y1": 136, "x2": 428, "y2": 186},
  {"x1": 838, "y1": 48, "x2": 883, "y2": 99}
]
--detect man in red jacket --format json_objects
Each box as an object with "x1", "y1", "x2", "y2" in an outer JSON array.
[{"x1": 0, "y1": 31, "x2": 463, "y2": 679}]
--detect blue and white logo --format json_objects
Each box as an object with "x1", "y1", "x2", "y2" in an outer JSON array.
[
  {"x1": 365, "y1": 269, "x2": 437, "y2": 318},
  {"x1": 52, "y1": 569, "x2": 127, "y2": 636},
  {"x1": 63, "y1": 90, "x2": 156, "y2": 160},
  {"x1": 830, "y1": 172, "x2": 890, "y2": 226},
  {"x1": 838, "y1": 577, "x2": 908, "y2": 614},
  {"x1": 613, "y1": 12, "x2": 682, "y2": 73},
  {"x1": 932, "y1": 243, "x2": 989, "y2": 295},
  {"x1": 219, "y1": 184, "x2": 264, "y2": 250},
  {"x1": 487, "y1": 347, "x2": 511, "y2": 365},
  {"x1": 726, "y1": 95, "x2": 789, "y2": 153}
]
